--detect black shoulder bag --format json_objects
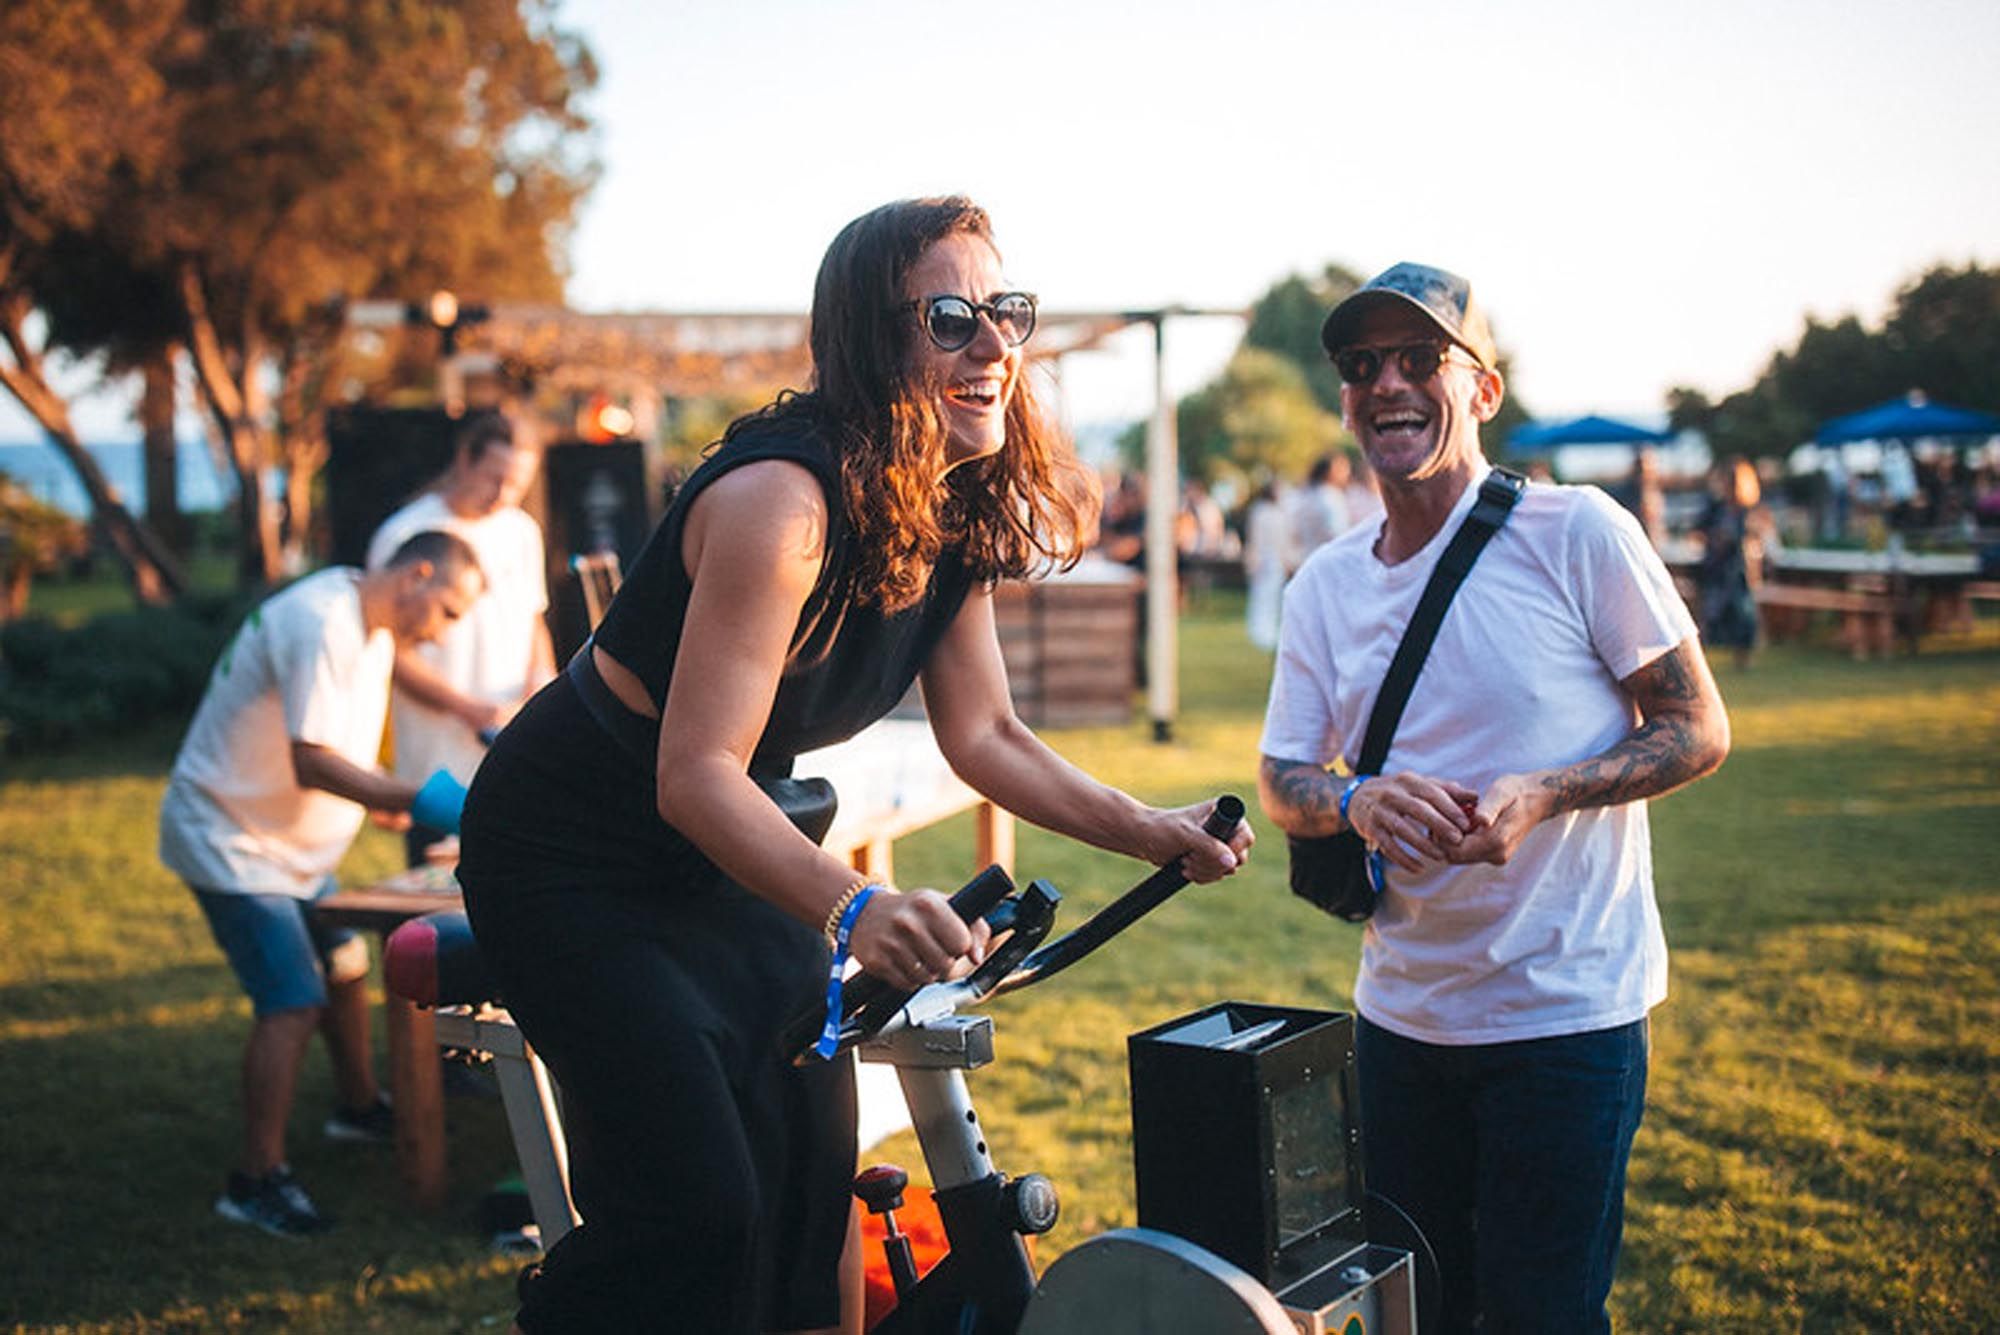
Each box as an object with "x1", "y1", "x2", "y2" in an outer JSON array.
[{"x1": 1288, "y1": 468, "x2": 1526, "y2": 921}]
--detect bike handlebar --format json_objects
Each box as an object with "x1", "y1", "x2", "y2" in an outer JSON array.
[
  {"x1": 983, "y1": 794, "x2": 1244, "y2": 1000},
  {"x1": 787, "y1": 794, "x2": 1244, "y2": 1063}
]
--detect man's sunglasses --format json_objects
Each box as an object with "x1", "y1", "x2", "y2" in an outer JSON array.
[
  {"x1": 904, "y1": 292, "x2": 1038, "y2": 352},
  {"x1": 1332, "y1": 341, "x2": 1482, "y2": 387}
]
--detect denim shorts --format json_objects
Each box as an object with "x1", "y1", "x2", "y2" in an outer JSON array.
[{"x1": 191, "y1": 882, "x2": 358, "y2": 1017}]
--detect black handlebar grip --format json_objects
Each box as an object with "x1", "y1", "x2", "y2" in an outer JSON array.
[
  {"x1": 996, "y1": 794, "x2": 1246, "y2": 995},
  {"x1": 1202, "y1": 794, "x2": 1246, "y2": 841},
  {"x1": 946, "y1": 864, "x2": 1018, "y2": 923}
]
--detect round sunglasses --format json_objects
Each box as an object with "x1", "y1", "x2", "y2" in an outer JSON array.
[
  {"x1": 1332, "y1": 340, "x2": 1482, "y2": 387},
  {"x1": 903, "y1": 292, "x2": 1038, "y2": 352}
]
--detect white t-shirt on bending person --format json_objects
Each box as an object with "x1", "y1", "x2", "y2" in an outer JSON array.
[
  {"x1": 1260, "y1": 468, "x2": 1698, "y2": 1046},
  {"x1": 159, "y1": 568, "x2": 394, "y2": 899},
  {"x1": 366, "y1": 492, "x2": 548, "y2": 785}
]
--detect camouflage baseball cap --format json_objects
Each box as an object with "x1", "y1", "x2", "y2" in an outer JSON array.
[{"x1": 1320, "y1": 262, "x2": 1498, "y2": 371}]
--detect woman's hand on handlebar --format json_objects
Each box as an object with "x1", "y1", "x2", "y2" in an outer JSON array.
[
  {"x1": 1146, "y1": 799, "x2": 1255, "y2": 883},
  {"x1": 848, "y1": 889, "x2": 993, "y2": 991}
]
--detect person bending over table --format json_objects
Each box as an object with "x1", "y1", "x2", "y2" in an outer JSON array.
[
  {"x1": 458, "y1": 196, "x2": 1254, "y2": 1335},
  {"x1": 159, "y1": 531, "x2": 486, "y2": 1237}
]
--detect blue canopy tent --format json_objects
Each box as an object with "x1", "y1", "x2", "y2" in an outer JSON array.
[
  {"x1": 1815, "y1": 393, "x2": 2000, "y2": 445},
  {"x1": 1508, "y1": 414, "x2": 1675, "y2": 450}
]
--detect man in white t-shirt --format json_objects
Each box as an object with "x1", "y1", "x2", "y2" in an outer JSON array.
[
  {"x1": 160, "y1": 531, "x2": 484, "y2": 1237},
  {"x1": 366, "y1": 414, "x2": 553, "y2": 862},
  {"x1": 1257, "y1": 263, "x2": 1730, "y2": 1333}
]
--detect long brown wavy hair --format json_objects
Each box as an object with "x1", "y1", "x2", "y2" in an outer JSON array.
[{"x1": 724, "y1": 197, "x2": 1091, "y2": 611}]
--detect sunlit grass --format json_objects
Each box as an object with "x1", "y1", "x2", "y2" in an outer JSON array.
[{"x1": 3, "y1": 595, "x2": 1997, "y2": 1330}]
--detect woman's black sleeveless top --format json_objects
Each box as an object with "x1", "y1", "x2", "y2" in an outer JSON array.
[{"x1": 591, "y1": 419, "x2": 975, "y2": 769}]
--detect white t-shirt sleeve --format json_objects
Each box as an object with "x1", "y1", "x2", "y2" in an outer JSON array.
[
  {"x1": 1569, "y1": 489, "x2": 1698, "y2": 681},
  {"x1": 1260, "y1": 570, "x2": 1341, "y2": 763},
  {"x1": 267, "y1": 592, "x2": 360, "y2": 750}
]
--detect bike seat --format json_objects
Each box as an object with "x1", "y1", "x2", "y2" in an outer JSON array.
[{"x1": 385, "y1": 910, "x2": 502, "y2": 1007}]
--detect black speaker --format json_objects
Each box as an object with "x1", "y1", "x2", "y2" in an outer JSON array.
[
  {"x1": 542, "y1": 440, "x2": 650, "y2": 565},
  {"x1": 324, "y1": 407, "x2": 459, "y2": 567},
  {"x1": 1128, "y1": 1003, "x2": 1363, "y2": 1291},
  {"x1": 542, "y1": 439, "x2": 653, "y2": 659}
]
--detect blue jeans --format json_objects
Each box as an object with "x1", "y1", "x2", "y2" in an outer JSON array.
[{"x1": 1356, "y1": 1015, "x2": 1649, "y2": 1335}]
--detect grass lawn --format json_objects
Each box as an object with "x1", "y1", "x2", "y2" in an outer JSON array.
[{"x1": 2, "y1": 594, "x2": 1996, "y2": 1332}]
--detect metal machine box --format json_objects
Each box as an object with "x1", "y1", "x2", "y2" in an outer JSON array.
[{"x1": 1128, "y1": 1003, "x2": 1363, "y2": 1294}]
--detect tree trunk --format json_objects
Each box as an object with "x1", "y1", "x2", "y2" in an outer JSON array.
[
  {"x1": 140, "y1": 345, "x2": 192, "y2": 559},
  {"x1": 179, "y1": 260, "x2": 282, "y2": 587},
  {"x1": 2, "y1": 563, "x2": 31, "y2": 621},
  {"x1": 0, "y1": 293, "x2": 185, "y2": 606},
  {"x1": 276, "y1": 347, "x2": 330, "y2": 572}
]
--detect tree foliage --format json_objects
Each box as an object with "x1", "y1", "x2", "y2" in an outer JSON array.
[
  {"x1": 1241, "y1": 265, "x2": 1363, "y2": 414},
  {"x1": 1668, "y1": 262, "x2": 2000, "y2": 458},
  {"x1": 0, "y1": 0, "x2": 598, "y2": 593}
]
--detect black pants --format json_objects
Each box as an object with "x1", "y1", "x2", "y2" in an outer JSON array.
[{"x1": 460, "y1": 674, "x2": 855, "y2": 1333}]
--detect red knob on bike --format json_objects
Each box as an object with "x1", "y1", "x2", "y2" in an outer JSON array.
[{"x1": 854, "y1": 1164, "x2": 910, "y2": 1215}]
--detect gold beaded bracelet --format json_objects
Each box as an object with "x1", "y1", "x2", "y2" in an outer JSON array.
[{"x1": 822, "y1": 880, "x2": 881, "y2": 947}]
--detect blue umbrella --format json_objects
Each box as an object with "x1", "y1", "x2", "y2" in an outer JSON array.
[
  {"x1": 1815, "y1": 392, "x2": 2000, "y2": 444},
  {"x1": 1507, "y1": 414, "x2": 1673, "y2": 450}
]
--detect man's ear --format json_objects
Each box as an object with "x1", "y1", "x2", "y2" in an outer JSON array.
[
  {"x1": 1470, "y1": 368, "x2": 1506, "y2": 424},
  {"x1": 401, "y1": 559, "x2": 437, "y2": 590}
]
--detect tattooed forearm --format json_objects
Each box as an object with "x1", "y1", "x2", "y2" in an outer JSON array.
[
  {"x1": 1258, "y1": 755, "x2": 1350, "y2": 835},
  {"x1": 1538, "y1": 641, "x2": 1730, "y2": 816}
]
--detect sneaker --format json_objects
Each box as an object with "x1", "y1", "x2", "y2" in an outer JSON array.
[
  {"x1": 215, "y1": 1167, "x2": 332, "y2": 1237},
  {"x1": 323, "y1": 1094, "x2": 395, "y2": 1144}
]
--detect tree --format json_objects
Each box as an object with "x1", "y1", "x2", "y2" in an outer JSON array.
[
  {"x1": 1883, "y1": 263, "x2": 2000, "y2": 414},
  {"x1": 1242, "y1": 265, "x2": 1365, "y2": 413},
  {"x1": 149, "y1": 0, "x2": 599, "y2": 583},
  {"x1": 1667, "y1": 262, "x2": 2000, "y2": 458},
  {"x1": 0, "y1": 0, "x2": 187, "y2": 603},
  {"x1": 1, "y1": 0, "x2": 599, "y2": 590},
  {"x1": 1164, "y1": 348, "x2": 1343, "y2": 488}
]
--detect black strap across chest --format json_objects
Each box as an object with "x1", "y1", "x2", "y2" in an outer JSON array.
[{"x1": 1354, "y1": 467, "x2": 1527, "y2": 776}]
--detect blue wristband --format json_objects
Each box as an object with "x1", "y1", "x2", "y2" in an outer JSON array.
[
  {"x1": 1341, "y1": 775, "x2": 1387, "y2": 898},
  {"x1": 813, "y1": 886, "x2": 879, "y2": 1060},
  {"x1": 1338, "y1": 774, "x2": 1370, "y2": 825}
]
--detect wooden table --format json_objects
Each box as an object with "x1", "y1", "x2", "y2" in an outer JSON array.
[
  {"x1": 316, "y1": 720, "x2": 1014, "y2": 1210},
  {"x1": 1660, "y1": 542, "x2": 1984, "y2": 656},
  {"x1": 313, "y1": 863, "x2": 461, "y2": 1208}
]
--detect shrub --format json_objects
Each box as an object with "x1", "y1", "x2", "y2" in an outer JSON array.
[{"x1": 0, "y1": 593, "x2": 252, "y2": 754}]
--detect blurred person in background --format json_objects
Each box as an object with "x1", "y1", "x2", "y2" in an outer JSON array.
[
  {"x1": 366, "y1": 414, "x2": 554, "y2": 865},
  {"x1": 1243, "y1": 477, "x2": 1289, "y2": 650},
  {"x1": 1287, "y1": 451, "x2": 1354, "y2": 567},
  {"x1": 1696, "y1": 455, "x2": 1771, "y2": 669}
]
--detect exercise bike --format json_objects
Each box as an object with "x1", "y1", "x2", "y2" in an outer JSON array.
[{"x1": 786, "y1": 794, "x2": 1432, "y2": 1335}]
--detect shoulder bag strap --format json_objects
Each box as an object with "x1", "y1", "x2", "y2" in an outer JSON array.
[{"x1": 1354, "y1": 467, "x2": 1527, "y2": 775}]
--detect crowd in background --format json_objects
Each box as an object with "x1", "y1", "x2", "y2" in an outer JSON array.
[{"x1": 1087, "y1": 437, "x2": 2000, "y2": 674}]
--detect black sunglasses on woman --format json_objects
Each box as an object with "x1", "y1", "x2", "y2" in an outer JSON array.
[{"x1": 903, "y1": 292, "x2": 1038, "y2": 352}]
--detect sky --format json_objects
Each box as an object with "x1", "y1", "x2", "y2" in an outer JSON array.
[{"x1": 7, "y1": 0, "x2": 1998, "y2": 444}]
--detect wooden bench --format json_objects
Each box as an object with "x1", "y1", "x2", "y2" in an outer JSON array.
[{"x1": 1755, "y1": 581, "x2": 1900, "y2": 658}]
